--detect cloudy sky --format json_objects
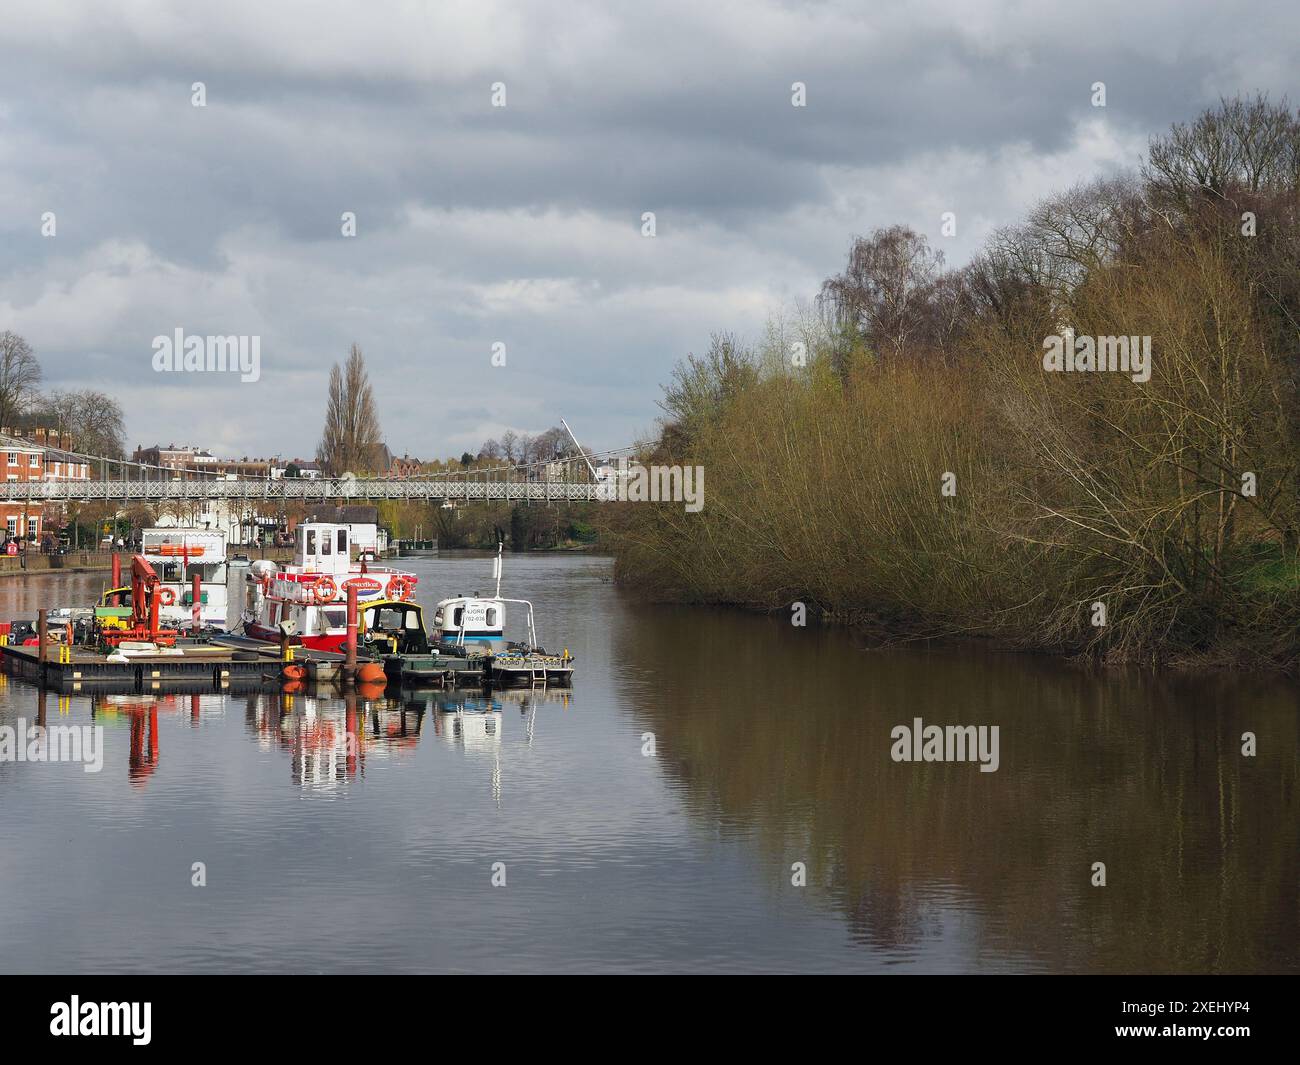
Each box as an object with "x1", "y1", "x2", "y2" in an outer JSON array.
[{"x1": 2, "y1": 0, "x2": 1298, "y2": 462}]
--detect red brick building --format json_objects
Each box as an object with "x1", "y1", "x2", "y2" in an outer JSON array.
[{"x1": 0, "y1": 429, "x2": 93, "y2": 546}]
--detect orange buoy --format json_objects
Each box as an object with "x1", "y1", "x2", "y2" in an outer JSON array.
[
  {"x1": 357, "y1": 662, "x2": 386, "y2": 684},
  {"x1": 282, "y1": 663, "x2": 307, "y2": 682}
]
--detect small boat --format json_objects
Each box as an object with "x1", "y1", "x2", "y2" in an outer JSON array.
[
  {"x1": 430, "y1": 544, "x2": 574, "y2": 687},
  {"x1": 358, "y1": 598, "x2": 486, "y2": 687},
  {"x1": 239, "y1": 522, "x2": 420, "y2": 654}
]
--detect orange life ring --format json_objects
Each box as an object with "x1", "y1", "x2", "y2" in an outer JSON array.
[
  {"x1": 158, "y1": 587, "x2": 176, "y2": 606},
  {"x1": 387, "y1": 576, "x2": 411, "y2": 600},
  {"x1": 314, "y1": 576, "x2": 338, "y2": 603}
]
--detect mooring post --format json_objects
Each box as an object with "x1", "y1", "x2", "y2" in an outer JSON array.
[
  {"x1": 345, "y1": 583, "x2": 358, "y2": 682},
  {"x1": 37, "y1": 608, "x2": 47, "y2": 665},
  {"x1": 192, "y1": 571, "x2": 202, "y2": 634}
]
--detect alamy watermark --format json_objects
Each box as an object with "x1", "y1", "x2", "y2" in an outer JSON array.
[
  {"x1": 607, "y1": 457, "x2": 704, "y2": 512},
  {"x1": 50, "y1": 997, "x2": 150, "y2": 1045},
  {"x1": 152, "y1": 328, "x2": 261, "y2": 382},
  {"x1": 890, "y1": 716, "x2": 999, "y2": 773},
  {"x1": 0, "y1": 719, "x2": 104, "y2": 772},
  {"x1": 1042, "y1": 332, "x2": 1151, "y2": 383}
]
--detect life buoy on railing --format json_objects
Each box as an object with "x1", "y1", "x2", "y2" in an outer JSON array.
[
  {"x1": 387, "y1": 576, "x2": 412, "y2": 600},
  {"x1": 314, "y1": 576, "x2": 338, "y2": 603},
  {"x1": 158, "y1": 587, "x2": 176, "y2": 606}
]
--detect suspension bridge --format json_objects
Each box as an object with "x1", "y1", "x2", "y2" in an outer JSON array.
[{"x1": 5, "y1": 446, "x2": 647, "y2": 505}]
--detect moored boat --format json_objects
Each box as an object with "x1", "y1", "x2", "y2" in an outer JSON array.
[{"x1": 239, "y1": 522, "x2": 419, "y2": 653}]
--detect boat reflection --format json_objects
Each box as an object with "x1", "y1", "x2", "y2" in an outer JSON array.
[
  {"x1": 0, "y1": 674, "x2": 571, "y2": 797},
  {"x1": 90, "y1": 692, "x2": 227, "y2": 787}
]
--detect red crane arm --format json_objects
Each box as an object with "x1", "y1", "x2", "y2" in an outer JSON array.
[{"x1": 130, "y1": 554, "x2": 161, "y2": 633}]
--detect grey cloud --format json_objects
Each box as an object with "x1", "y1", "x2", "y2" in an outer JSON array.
[{"x1": 2, "y1": 0, "x2": 1299, "y2": 457}]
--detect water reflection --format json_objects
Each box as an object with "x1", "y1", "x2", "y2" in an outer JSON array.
[
  {"x1": 1, "y1": 557, "x2": 1294, "y2": 973},
  {"x1": 612, "y1": 605, "x2": 1300, "y2": 973}
]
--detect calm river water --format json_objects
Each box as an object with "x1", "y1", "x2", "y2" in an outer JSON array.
[{"x1": 0, "y1": 552, "x2": 1295, "y2": 973}]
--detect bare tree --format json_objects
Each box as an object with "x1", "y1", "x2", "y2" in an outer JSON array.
[
  {"x1": 818, "y1": 226, "x2": 945, "y2": 366},
  {"x1": 0, "y1": 332, "x2": 42, "y2": 432},
  {"x1": 34, "y1": 388, "x2": 127, "y2": 457},
  {"x1": 316, "y1": 344, "x2": 383, "y2": 475},
  {"x1": 500, "y1": 430, "x2": 520, "y2": 464},
  {"x1": 1146, "y1": 93, "x2": 1300, "y2": 208}
]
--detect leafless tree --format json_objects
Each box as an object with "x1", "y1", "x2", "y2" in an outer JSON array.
[
  {"x1": 0, "y1": 332, "x2": 42, "y2": 432},
  {"x1": 1146, "y1": 93, "x2": 1300, "y2": 208},
  {"x1": 34, "y1": 388, "x2": 127, "y2": 457},
  {"x1": 818, "y1": 226, "x2": 945, "y2": 365},
  {"x1": 316, "y1": 343, "x2": 383, "y2": 475},
  {"x1": 500, "y1": 430, "x2": 520, "y2": 464}
]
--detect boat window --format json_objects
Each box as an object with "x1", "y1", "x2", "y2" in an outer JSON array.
[
  {"x1": 297, "y1": 527, "x2": 306, "y2": 554},
  {"x1": 321, "y1": 534, "x2": 332, "y2": 555},
  {"x1": 337, "y1": 529, "x2": 348, "y2": 554},
  {"x1": 405, "y1": 611, "x2": 421, "y2": 631},
  {"x1": 306, "y1": 529, "x2": 317, "y2": 554},
  {"x1": 321, "y1": 607, "x2": 346, "y2": 630},
  {"x1": 485, "y1": 607, "x2": 498, "y2": 628},
  {"x1": 452, "y1": 607, "x2": 463, "y2": 628}
]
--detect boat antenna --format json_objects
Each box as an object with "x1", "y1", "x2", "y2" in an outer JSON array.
[{"x1": 493, "y1": 540, "x2": 503, "y2": 599}]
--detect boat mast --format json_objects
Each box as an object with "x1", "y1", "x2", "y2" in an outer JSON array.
[{"x1": 493, "y1": 540, "x2": 503, "y2": 599}]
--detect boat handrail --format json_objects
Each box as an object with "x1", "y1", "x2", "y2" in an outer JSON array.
[{"x1": 453, "y1": 595, "x2": 537, "y2": 651}]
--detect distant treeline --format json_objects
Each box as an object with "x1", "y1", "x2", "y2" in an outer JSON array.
[{"x1": 600, "y1": 95, "x2": 1300, "y2": 670}]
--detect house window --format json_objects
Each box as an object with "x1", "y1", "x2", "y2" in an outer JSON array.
[
  {"x1": 52, "y1": 462, "x2": 60, "y2": 477},
  {"x1": 29, "y1": 455, "x2": 39, "y2": 467},
  {"x1": 27, "y1": 518, "x2": 37, "y2": 538},
  {"x1": 5, "y1": 518, "x2": 15, "y2": 537},
  {"x1": 5, "y1": 452, "x2": 15, "y2": 464}
]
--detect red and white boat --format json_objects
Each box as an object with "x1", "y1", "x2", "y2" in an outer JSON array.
[{"x1": 240, "y1": 522, "x2": 419, "y2": 653}]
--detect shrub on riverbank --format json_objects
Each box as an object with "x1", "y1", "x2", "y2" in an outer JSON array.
[{"x1": 601, "y1": 96, "x2": 1300, "y2": 670}]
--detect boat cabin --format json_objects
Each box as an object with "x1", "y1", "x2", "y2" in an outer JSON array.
[
  {"x1": 295, "y1": 522, "x2": 352, "y2": 575},
  {"x1": 432, "y1": 595, "x2": 507, "y2": 654},
  {"x1": 360, "y1": 599, "x2": 430, "y2": 656}
]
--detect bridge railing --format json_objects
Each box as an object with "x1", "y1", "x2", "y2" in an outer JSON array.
[{"x1": 7, "y1": 443, "x2": 653, "y2": 503}]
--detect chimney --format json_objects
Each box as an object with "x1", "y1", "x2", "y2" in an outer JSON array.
[
  {"x1": 60, "y1": 431, "x2": 72, "y2": 450},
  {"x1": 34, "y1": 428, "x2": 46, "y2": 445}
]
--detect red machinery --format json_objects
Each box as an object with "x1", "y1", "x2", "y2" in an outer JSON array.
[{"x1": 101, "y1": 555, "x2": 180, "y2": 647}]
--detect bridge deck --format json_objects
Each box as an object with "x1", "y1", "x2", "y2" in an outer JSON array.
[{"x1": 6, "y1": 479, "x2": 611, "y2": 503}]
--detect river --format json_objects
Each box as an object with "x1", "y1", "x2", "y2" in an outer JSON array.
[{"x1": 0, "y1": 552, "x2": 1295, "y2": 973}]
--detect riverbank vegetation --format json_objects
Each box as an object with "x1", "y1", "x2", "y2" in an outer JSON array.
[{"x1": 601, "y1": 96, "x2": 1300, "y2": 671}]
